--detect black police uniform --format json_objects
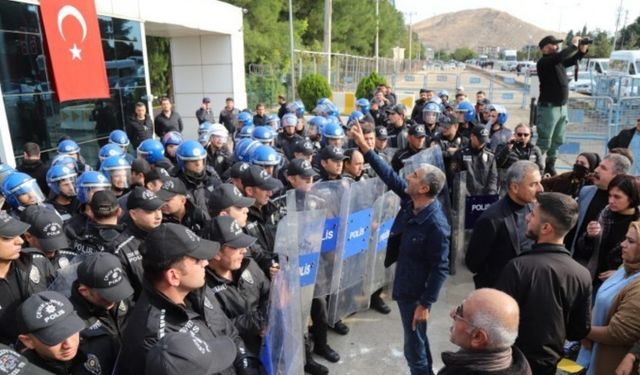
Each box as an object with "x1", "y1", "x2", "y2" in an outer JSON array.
[
  {"x1": 117, "y1": 285, "x2": 257, "y2": 375},
  {"x1": 20, "y1": 247, "x2": 74, "y2": 280},
  {"x1": 495, "y1": 142, "x2": 544, "y2": 171},
  {"x1": 245, "y1": 203, "x2": 280, "y2": 253},
  {"x1": 207, "y1": 147, "x2": 233, "y2": 177},
  {"x1": 0, "y1": 253, "x2": 51, "y2": 345},
  {"x1": 206, "y1": 258, "x2": 270, "y2": 355},
  {"x1": 70, "y1": 223, "x2": 126, "y2": 256},
  {"x1": 162, "y1": 199, "x2": 209, "y2": 237},
  {"x1": 451, "y1": 146, "x2": 499, "y2": 196},
  {"x1": 276, "y1": 133, "x2": 304, "y2": 160},
  {"x1": 46, "y1": 198, "x2": 81, "y2": 224},
  {"x1": 391, "y1": 145, "x2": 423, "y2": 172},
  {"x1": 175, "y1": 168, "x2": 221, "y2": 218},
  {"x1": 110, "y1": 217, "x2": 148, "y2": 300}
]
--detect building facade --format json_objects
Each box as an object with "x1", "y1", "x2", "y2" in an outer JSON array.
[{"x1": 0, "y1": 0, "x2": 246, "y2": 167}]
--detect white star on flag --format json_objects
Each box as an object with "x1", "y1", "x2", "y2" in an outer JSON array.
[{"x1": 69, "y1": 43, "x2": 82, "y2": 60}]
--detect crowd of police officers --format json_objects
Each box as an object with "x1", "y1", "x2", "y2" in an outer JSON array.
[{"x1": 0, "y1": 82, "x2": 552, "y2": 375}]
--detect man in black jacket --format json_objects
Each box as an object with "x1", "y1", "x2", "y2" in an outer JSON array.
[
  {"x1": 496, "y1": 192, "x2": 592, "y2": 375},
  {"x1": 0, "y1": 212, "x2": 51, "y2": 345},
  {"x1": 158, "y1": 177, "x2": 208, "y2": 236},
  {"x1": 206, "y1": 216, "x2": 269, "y2": 355},
  {"x1": 466, "y1": 161, "x2": 542, "y2": 288},
  {"x1": 536, "y1": 35, "x2": 588, "y2": 176},
  {"x1": 410, "y1": 89, "x2": 430, "y2": 125},
  {"x1": 117, "y1": 223, "x2": 258, "y2": 375},
  {"x1": 154, "y1": 97, "x2": 184, "y2": 137},
  {"x1": 126, "y1": 102, "x2": 153, "y2": 149},
  {"x1": 18, "y1": 142, "x2": 49, "y2": 196},
  {"x1": 607, "y1": 116, "x2": 640, "y2": 175}
]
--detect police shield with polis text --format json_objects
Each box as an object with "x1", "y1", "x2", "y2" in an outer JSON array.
[
  {"x1": 261, "y1": 215, "x2": 304, "y2": 375},
  {"x1": 365, "y1": 190, "x2": 401, "y2": 299},
  {"x1": 327, "y1": 178, "x2": 384, "y2": 324},
  {"x1": 308, "y1": 179, "x2": 351, "y2": 298}
]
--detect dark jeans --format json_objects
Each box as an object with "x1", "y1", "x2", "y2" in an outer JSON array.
[
  {"x1": 310, "y1": 298, "x2": 328, "y2": 349},
  {"x1": 397, "y1": 300, "x2": 432, "y2": 375}
]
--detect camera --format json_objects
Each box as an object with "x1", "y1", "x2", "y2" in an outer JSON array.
[{"x1": 579, "y1": 38, "x2": 593, "y2": 46}]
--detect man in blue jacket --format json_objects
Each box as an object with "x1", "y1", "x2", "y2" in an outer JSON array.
[{"x1": 350, "y1": 122, "x2": 450, "y2": 375}]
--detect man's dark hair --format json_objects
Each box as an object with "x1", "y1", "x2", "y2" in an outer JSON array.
[
  {"x1": 361, "y1": 123, "x2": 374, "y2": 134},
  {"x1": 455, "y1": 93, "x2": 465, "y2": 99},
  {"x1": 255, "y1": 103, "x2": 264, "y2": 110},
  {"x1": 23, "y1": 142, "x2": 40, "y2": 157},
  {"x1": 225, "y1": 97, "x2": 234, "y2": 102},
  {"x1": 142, "y1": 248, "x2": 186, "y2": 284},
  {"x1": 135, "y1": 101, "x2": 146, "y2": 109},
  {"x1": 424, "y1": 89, "x2": 433, "y2": 94},
  {"x1": 159, "y1": 96, "x2": 171, "y2": 104},
  {"x1": 476, "y1": 90, "x2": 486, "y2": 95},
  {"x1": 536, "y1": 192, "x2": 578, "y2": 236}
]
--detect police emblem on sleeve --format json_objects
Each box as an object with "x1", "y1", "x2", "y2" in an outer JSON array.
[
  {"x1": 84, "y1": 353, "x2": 102, "y2": 375},
  {"x1": 58, "y1": 257, "x2": 70, "y2": 269},
  {"x1": 0, "y1": 349, "x2": 23, "y2": 373},
  {"x1": 241, "y1": 269, "x2": 254, "y2": 285},
  {"x1": 29, "y1": 266, "x2": 41, "y2": 284}
]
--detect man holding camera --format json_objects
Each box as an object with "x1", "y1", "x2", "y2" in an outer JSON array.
[{"x1": 536, "y1": 35, "x2": 589, "y2": 176}]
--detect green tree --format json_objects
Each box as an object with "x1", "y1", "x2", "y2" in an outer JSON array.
[
  {"x1": 297, "y1": 73, "x2": 332, "y2": 110},
  {"x1": 451, "y1": 47, "x2": 476, "y2": 62},
  {"x1": 589, "y1": 30, "x2": 613, "y2": 58},
  {"x1": 146, "y1": 36, "x2": 171, "y2": 101},
  {"x1": 564, "y1": 30, "x2": 574, "y2": 46},
  {"x1": 619, "y1": 15, "x2": 640, "y2": 49},
  {"x1": 356, "y1": 71, "x2": 386, "y2": 99}
]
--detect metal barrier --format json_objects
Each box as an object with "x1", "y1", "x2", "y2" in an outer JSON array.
[
  {"x1": 593, "y1": 75, "x2": 640, "y2": 102},
  {"x1": 556, "y1": 96, "x2": 614, "y2": 164}
]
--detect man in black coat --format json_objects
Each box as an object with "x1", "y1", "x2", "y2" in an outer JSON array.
[
  {"x1": 496, "y1": 192, "x2": 592, "y2": 375},
  {"x1": 126, "y1": 102, "x2": 154, "y2": 149},
  {"x1": 17, "y1": 142, "x2": 48, "y2": 196},
  {"x1": 466, "y1": 161, "x2": 543, "y2": 288}
]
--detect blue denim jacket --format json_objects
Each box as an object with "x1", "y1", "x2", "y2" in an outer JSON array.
[{"x1": 364, "y1": 150, "x2": 450, "y2": 308}]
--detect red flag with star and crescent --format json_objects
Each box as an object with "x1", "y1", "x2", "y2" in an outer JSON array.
[{"x1": 40, "y1": 0, "x2": 109, "y2": 102}]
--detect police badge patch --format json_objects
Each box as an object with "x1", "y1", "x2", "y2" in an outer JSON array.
[
  {"x1": 84, "y1": 353, "x2": 102, "y2": 375},
  {"x1": 241, "y1": 269, "x2": 254, "y2": 285},
  {"x1": 58, "y1": 257, "x2": 70, "y2": 269},
  {"x1": 29, "y1": 266, "x2": 40, "y2": 284}
]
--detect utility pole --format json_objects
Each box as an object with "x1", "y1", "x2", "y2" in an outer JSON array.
[
  {"x1": 620, "y1": 10, "x2": 629, "y2": 49},
  {"x1": 405, "y1": 12, "x2": 417, "y2": 72},
  {"x1": 288, "y1": 0, "x2": 296, "y2": 98},
  {"x1": 612, "y1": 0, "x2": 624, "y2": 51},
  {"x1": 375, "y1": 0, "x2": 379, "y2": 73},
  {"x1": 323, "y1": 0, "x2": 332, "y2": 84}
]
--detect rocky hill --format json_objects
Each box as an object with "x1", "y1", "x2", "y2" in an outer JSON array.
[{"x1": 413, "y1": 8, "x2": 564, "y2": 52}]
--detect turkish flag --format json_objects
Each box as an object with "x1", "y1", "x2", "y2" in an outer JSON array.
[{"x1": 40, "y1": 0, "x2": 109, "y2": 102}]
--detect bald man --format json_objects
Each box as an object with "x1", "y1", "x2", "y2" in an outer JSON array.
[{"x1": 439, "y1": 288, "x2": 532, "y2": 375}]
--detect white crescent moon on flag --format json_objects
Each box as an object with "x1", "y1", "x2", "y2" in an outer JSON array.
[{"x1": 57, "y1": 5, "x2": 87, "y2": 42}]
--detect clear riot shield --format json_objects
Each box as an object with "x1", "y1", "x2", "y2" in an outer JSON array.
[
  {"x1": 261, "y1": 215, "x2": 304, "y2": 375},
  {"x1": 283, "y1": 191, "x2": 327, "y2": 336},
  {"x1": 309, "y1": 180, "x2": 351, "y2": 298},
  {"x1": 365, "y1": 190, "x2": 401, "y2": 298},
  {"x1": 47, "y1": 253, "x2": 89, "y2": 298},
  {"x1": 327, "y1": 178, "x2": 383, "y2": 324},
  {"x1": 399, "y1": 147, "x2": 451, "y2": 220},
  {"x1": 451, "y1": 171, "x2": 499, "y2": 264}
]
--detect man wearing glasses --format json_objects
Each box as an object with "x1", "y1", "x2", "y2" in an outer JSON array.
[
  {"x1": 439, "y1": 288, "x2": 531, "y2": 375},
  {"x1": 607, "y1": 117, "x2": 640, "y2": 176},
  {"x1": 496, "y1": 123, "x2": 544, "y2": 173}
]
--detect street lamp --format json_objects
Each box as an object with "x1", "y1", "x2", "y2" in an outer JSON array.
[
  {"x1": 287, "y1": 0, "x2": 296, "y2": 98},
  {"x1": 527, "y1": 35, "x2": 532, "y2": 61}
]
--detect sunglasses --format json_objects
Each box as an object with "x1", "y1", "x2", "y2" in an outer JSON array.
[{"x1": 516, "y1": 133, "x2": 530, "y2": 137}]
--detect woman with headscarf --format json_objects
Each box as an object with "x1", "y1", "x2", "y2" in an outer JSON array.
[{"x1": 541, "y1": 152, "x2": 600, "y2": 198}]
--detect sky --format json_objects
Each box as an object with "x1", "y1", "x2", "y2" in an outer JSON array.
[{"x1": 394, "y1": 0, "x2": 640, "y2": 34}]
